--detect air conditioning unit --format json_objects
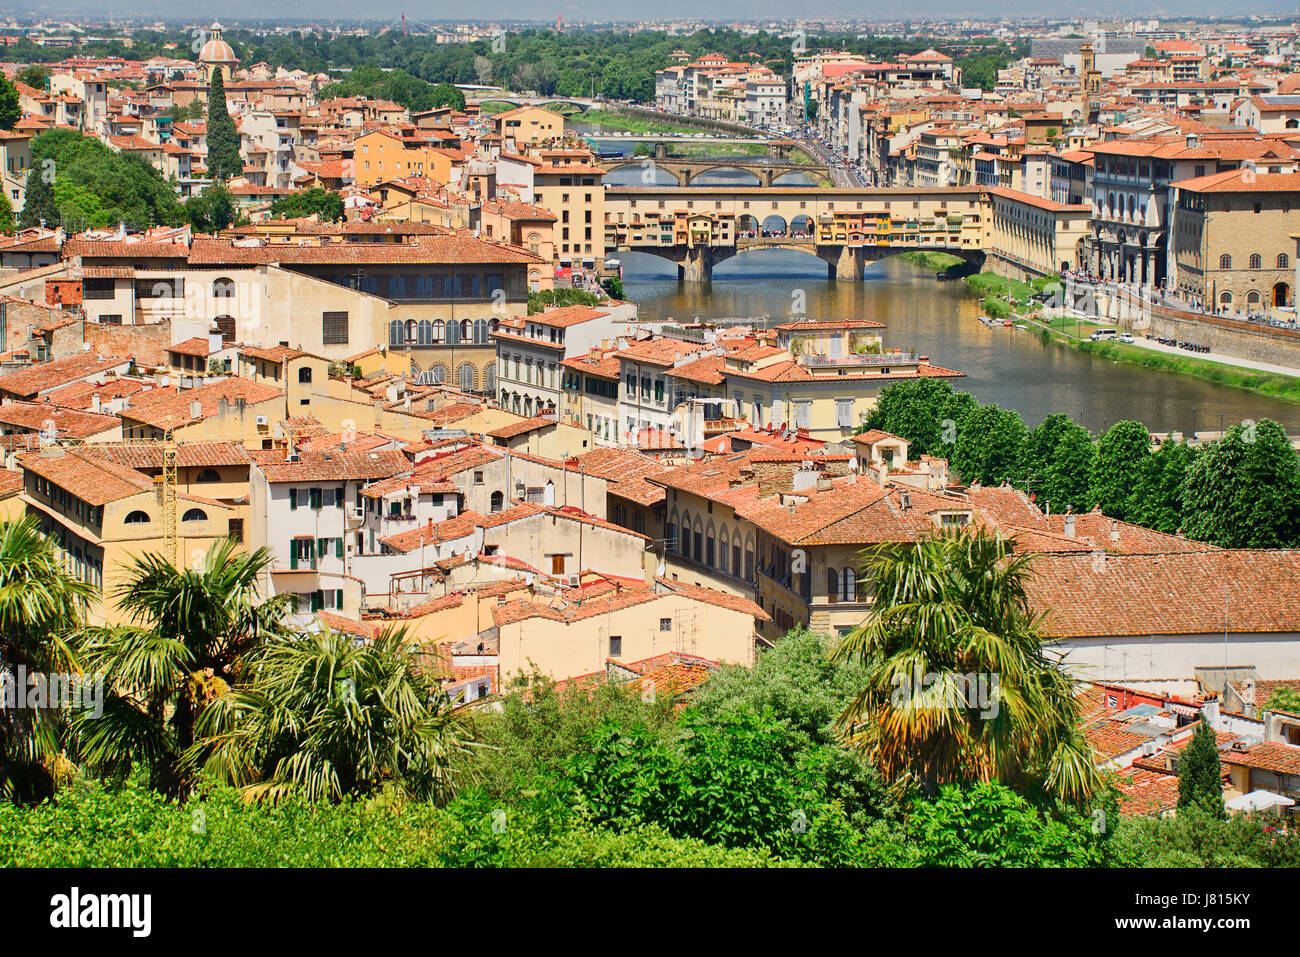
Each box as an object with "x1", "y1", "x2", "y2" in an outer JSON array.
[
  {"x1": 567, "y1": 574, "x2": 580, "y2": 587},
  {"x1": 255, "y1": 415, "x2": 269, "y2": 426},
  {"x1": 286, "y1": 452, "x2": 301, "y2": 463},
  {"x1": 352, "y1": 506, "x2": 364, "y2": 520}
]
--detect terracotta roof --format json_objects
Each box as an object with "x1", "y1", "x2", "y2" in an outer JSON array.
[
  {"x1": 187, "y1": 233, "x2": 541, "y2": 266},
  {"x1": 257, "y1": 448, "x2": 410, "y2": 484},
  {"x1": 530, "y1": 305, "x2": 609, "y2": 328},
  {"x1": 1027, "y1": 551, "x2": 1300, "y2": 638},
  {"x1": 120, "y1": 378, "x2": 283, "y2": 430},
  {"x1": 0, "y1": 354, "x2": 131, "y2": 399},
  {"x1": 0, "y1": 401, "x2": 119, "y2": 438},
  {"x1": 17, "y1": 447, "x2": 154, "y2": 505},
  {"x1": 487, "y1": 416, "x2": 555, "y2": 440},
  {"x1": 80, "y1": 441, "x2": 251, "y2": 470}
]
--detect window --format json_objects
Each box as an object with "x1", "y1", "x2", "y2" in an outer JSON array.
[
  {"x1": 228, "y1": 518, "x2": 244, "y2": 543},
  {"x1": 1280, "y1": 254, "x2": 1290, "y2": 269},
  {"x1": 1220, "y1": 291, "x2": 1233, "y2": 305},
  {"x1": 609, "y1": 635, "x2": 622, "y2": 657},
  {"x1": 793, "y1": 400, "x2": 811, "y2": 430},
  {"x1": 660, "y1": 617, "x2": 672, "y2": 632},
  {"x1": 1250, "y1": 254, "x2": 1262, "y2": 270},
  {"x1": 551, "y1": 554, "x2": 566, "y2": 575},
  {"x1": 1219, "y1": 254, "x2": 1231, "y2": 270},
  {"x1": 212, "y1": 277, "x2": 236, "y2": 299},
  {"x1": 124, "y1": 510, "x2": 150, "y2": 524},
  {"x1": 298, "y1": 367, "x2": 312, "y2": 384},
  {"x1": 322, "y1": 312, "x2": 349, "y2": 345},
  {"x1": 196, "y1": 468, "x2": 220, "y2": 483},
  {"x1": 835, "y1": 397, "x2": 853, "y2": 428},
  {"x1": 182, "y1": 508, "x2": 207, "y2": 522}
]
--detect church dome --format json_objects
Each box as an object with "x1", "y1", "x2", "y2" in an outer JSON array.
[{"x1": 199, "y1": 22, "x2": 237, "y2": 64}]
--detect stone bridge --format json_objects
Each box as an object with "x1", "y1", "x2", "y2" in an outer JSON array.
[
  {"x1": 604, "y1": 185, "x2": 990, "y2": 280},
  {"x1": 600, "y1": 141, "x2": 824, "y2": 187}
]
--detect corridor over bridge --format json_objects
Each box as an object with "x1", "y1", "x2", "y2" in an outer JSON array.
[{"x1": 604, "y1": 186, "x2": 989, "y2": 280}]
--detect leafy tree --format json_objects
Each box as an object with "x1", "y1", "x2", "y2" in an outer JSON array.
[
  {"x1": 1044, "y1": 424, "x2": 1096, "y2": 515},
  {"x1": 1022, "y1": 413, "x2": 1075, "y2": 490},
  {"x1": 951, "y1": 403, "x2": 1027, "y2": 487},
  {"x1": 0, "y1": 190, "x2": 13, "y2": 234},
  {"x1": 74, "y1": 539, "x2": 292, "y2": 797},
  {"x1": 1110, "y1": 803, "x2": 1300, "y2": 867},
  {"x1": 269, "y1": 187, "x2": 344, "y2": 222},
  {"x1": 1131, "y1": 438, "x2": 1197, "y2": 534},
  {"x1": 189, "y1": 626, "x2": 473, "y2": 804},
  {"x1": 527, "y1": 287, "x2": 599, "y2": 314},
  {"x1": 205, "y1": 70, "x2": 243, "y2": 182},
  {"x1": 0, "y1": 518, "x2": 95, "y2": 803},
  {"x1": 1176, "y1": 720, "x2": 1225, "y2": 820},
  {"x1": 20, "y1": 128, "x2": 183, "y2": 231},
  {"x1": 183, "y1": 183, "x2": 236, "y2": 233},
  {"x1": 0, "y1": 74, "x2": 19, "y2": 130},
  {"x1": 834, "y1": 526, "x2": 1102, "y2": 807},
  {"x1": 1088, "y1": 420, "x2": 1151, "y2": 521},
  {"x1": 1182, "y1": 420, "x2": 1300, "y2": 547},
  {"x1": 906, "y1": 783, "x2": 1112, "y2": 866},
  {"x1": 1262, "y1": 686, "x2": 1300, "y2": 716},
  {"x1": 16, "y1": 65, "x2": 49, "y2": 90},
  {"x1": 861, "y1": 379, "x2": 976, "y2": 458}
]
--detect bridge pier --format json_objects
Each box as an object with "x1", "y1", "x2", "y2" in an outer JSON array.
[
  {"x1": 828, "y1": 245, "x2": 866, "y2": 282},
  {"x1": 679, "y1": 245, "x2": 714, "y2": 282}
]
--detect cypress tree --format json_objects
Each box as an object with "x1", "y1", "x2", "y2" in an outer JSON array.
[
  {"x1": 205, "y1": 71, "x2": 243, "y2": 182},
  {"x1": 1177, "y1": 720, "x2": 1224, "y2": 819}
]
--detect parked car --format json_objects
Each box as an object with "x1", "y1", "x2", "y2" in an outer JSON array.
[{"x1": 1117, "y1": 333, "x2": 1135, "y2": 343}]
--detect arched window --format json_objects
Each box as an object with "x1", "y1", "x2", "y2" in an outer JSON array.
[
  {"x1": 404, "y1": 319, "x2": 418, "y2": 343},
  {"x1": 1250, "y1": 253, "x2": 1262, "y2": 269},
  {"x1": 196, "y1": 468, "x2": 220, "y2": 483},
  {"x1": 1219, "y1": 254, "x2": 1232, "y2": 269},
  {"x1": 460, "y1": 319, "x2": 472, "y2": 342},
  {"x1": 826, "y1": 566, "x2": 839, "y2": 603},
  {"x1": 458, "y1": 364, "x2": 475, "y2": 391},
  {"x1": 1279, "y1": 254, "x2": 1290, "y2": 269},
  {"x1": 298, "y1": 367, "x2": 312, "y2": 384},
  {"x1": 1220, "y1": 291, "x2": 1233, "y2": 306},
  {"x1": 212, "y1": 277, "x2": 236, "y2": 298},
  {"x1": 431, "y1": 319, "x2": 445, "y2": 343},
  {"x1": 483, "y1": 363, "x2": 496, "y2": 393},
  {"x1": 388, "y1": 319, "x2": 403, "y2": 347},
  {"x1": 124, "y1": 510, "x2": 150, "y2": 524},
  {"x1": 428, "y1": 364, "x2": 447, "y2": 384},
  {"x1": 1247, "y1": 290, "x2": 1261, "y2": 305},
  {"x1": 445, "y1": 320, "x2": 460, "y2": 345},
  {"x1": 490, "y1": 490, "x2": 504, "y2": 512},
  {"x1": 182, "y1": 508, "x2": 207, "y2": 522},
  {"x1": 1288, "y1": 118, "x2": 1299, "y2": 130},
  {"x1": 474, "y1": 318, "x2": 488, "y2": 343},
  {"x1": 488, "y1": 318, "x2": 500, "y2": 334}
]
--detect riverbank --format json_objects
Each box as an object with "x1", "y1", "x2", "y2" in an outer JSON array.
[
  {"x1": 1023, "y1": 315, "x2": 1300, "y2": 404},
  {"x1": 900, "y1": 250, "x2": 964, "y2": 271},
  {"x1": 570, "y1": 108, "x2": 720, "y2": 135}
]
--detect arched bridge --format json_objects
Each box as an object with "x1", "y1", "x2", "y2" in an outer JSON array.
[
  {"x1": 605, "y1": 185, "x2": 990, "y2": 280},
  {"x1": 600, "y1": 140, "x2": 827, "y2": 187}
]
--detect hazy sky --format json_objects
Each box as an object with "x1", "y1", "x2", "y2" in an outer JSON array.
[{"x1": 13, "y1": 1, "x2": 1300, "y2": 23}]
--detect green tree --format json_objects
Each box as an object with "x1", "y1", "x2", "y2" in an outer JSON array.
[
  {"x1": 74, "y1": 539, "x2": 292, "y2": 797},
  {"x1": 1176, "y1": 720, "x2": 1225, "y2": 820},
  {"x1": 1131, "y1": 438, "x2": 1198, "y2": 534},
  {"x1": 16, "y1": 65, "x2": 50, "y2": 90},
  {"x1": 184, "y1": 183, "x2": 236, "y2": 233},
  {"x1": 188, "y1": 626, "x2": 473, "y2": 804},
  {"x1": 0, "y1": 74, "x2": 19, "y2": 130},
  {"x1": 861, "y1": 379, "x2": 976, "y2": 458},
  {"x1": 270, "y1": 187, "x2": 344, "y2": 222},
  {"x1": 1262, "y1": 686, "x2": 1300, "y2": 716},
  {"x1": 0, "y1": 517, "x2": 95, "y2": 803},
  {"x1": 1088, "y1": 420, "x2": 1151, "y2": 521},
  {"x1": 0, "y1": 190, "x2": 14, "y2": 234},
  {"x1": 950, "y1": 403, "x2": 1027, "y2": 487},
  {"x1": 834, "y1": 526, "x2": 1102, "y2": 807},
  {"x1": 1038, "y1": 418, "x2": 1095, "y2": 515},
  {"x1": 205, "y1": 70, "x2": 243, "y2": 182},
  {"x1": 1182, "y1": 420, "x2": 1300, "y2": 547}
]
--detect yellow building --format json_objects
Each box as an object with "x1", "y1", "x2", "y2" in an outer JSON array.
[
  {"x1": 492, "y1": 106, "x2": 565, "y2": 148},
  {"x1": 532, "y1": 148, "x2": 606, "y2": 274},
  {"x1": 354, "y1": 129, "x2": 461, "y2": 187}
]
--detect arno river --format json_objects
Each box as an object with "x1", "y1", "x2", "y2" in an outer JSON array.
[{"x1": 596, "y1": 153, "x2": 1300, "y2": 434}]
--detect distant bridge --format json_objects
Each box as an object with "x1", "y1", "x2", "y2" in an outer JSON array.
[{"x1": 605, "y1": 185, "x2": 988, "y2": 280}]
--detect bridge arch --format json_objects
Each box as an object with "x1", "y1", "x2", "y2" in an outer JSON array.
[
  {"x1": 760, "y1": 214, "x2": 788, "y2": 236},
  {"x1": 688, "y1": 164, "x2": 763, "y2": 186}
]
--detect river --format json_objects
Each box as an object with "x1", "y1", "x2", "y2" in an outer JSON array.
[
  {"x1": 583, "y1": 135, "x2": 1300, "y2": 433},
  {"x1": 617, "y1": 252, "x2": 1300, "y2": 434}
]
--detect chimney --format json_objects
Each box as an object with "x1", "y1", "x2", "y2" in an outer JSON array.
[
  {"x1": 217, "y1": 397, "x2": 229, "y2": 416},
  {"x1": 1064, "y1": 512, "x2": 1076, "y2": 538},
  {"x1": 1109, "y1": 520, "x2": 1120, "y2": 543},
  {"x1": 90, "y1": 393, "x2": 101, "y2": 413},
  {"x1": 189, "y1": 399, "x2": 202, "y2": 420}
]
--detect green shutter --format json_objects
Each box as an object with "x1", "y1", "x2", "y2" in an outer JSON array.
[
  {"x1": 335, "y1": 537, "x2": 343, "y2": 559},
  {"x1": 311, "y1": 590, "x2": 323, "y2": 612},
  {"x1": 336, "y1": 486, "x2": 345, "y2": 508},
  {"x1": 310, "y1": 487, "x2": 322, "y2": 510},
  {"x1": 289, "y1": 540, "x2": 297, "y2": 570},
  {"x1": 335, "y1": 589, "x2": 343, "y2": 609},
  {"x1": 289, "y1": 488, "x2": 297, "y2": 510},
  {"x1": 317, "y1": 538, "x2": 326, "y2": 558}
]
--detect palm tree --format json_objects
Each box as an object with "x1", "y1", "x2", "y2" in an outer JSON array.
[
  {"x1": 185, "y1": 625, "x2": 473, "y2": 804},
  {"x1": 0, "y1": 517, "x2": 95, "y2": 802},
  {"x1": 75, "y1": 538, "x2": 292, "y2": 797},
  {"x1": 833, "y1": 525, "x2": 1101, "y2": 807}
]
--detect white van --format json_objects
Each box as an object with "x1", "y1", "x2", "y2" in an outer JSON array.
[{"x1": 1089, "y1": 329, "x2": 1118, "y2": 341}]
